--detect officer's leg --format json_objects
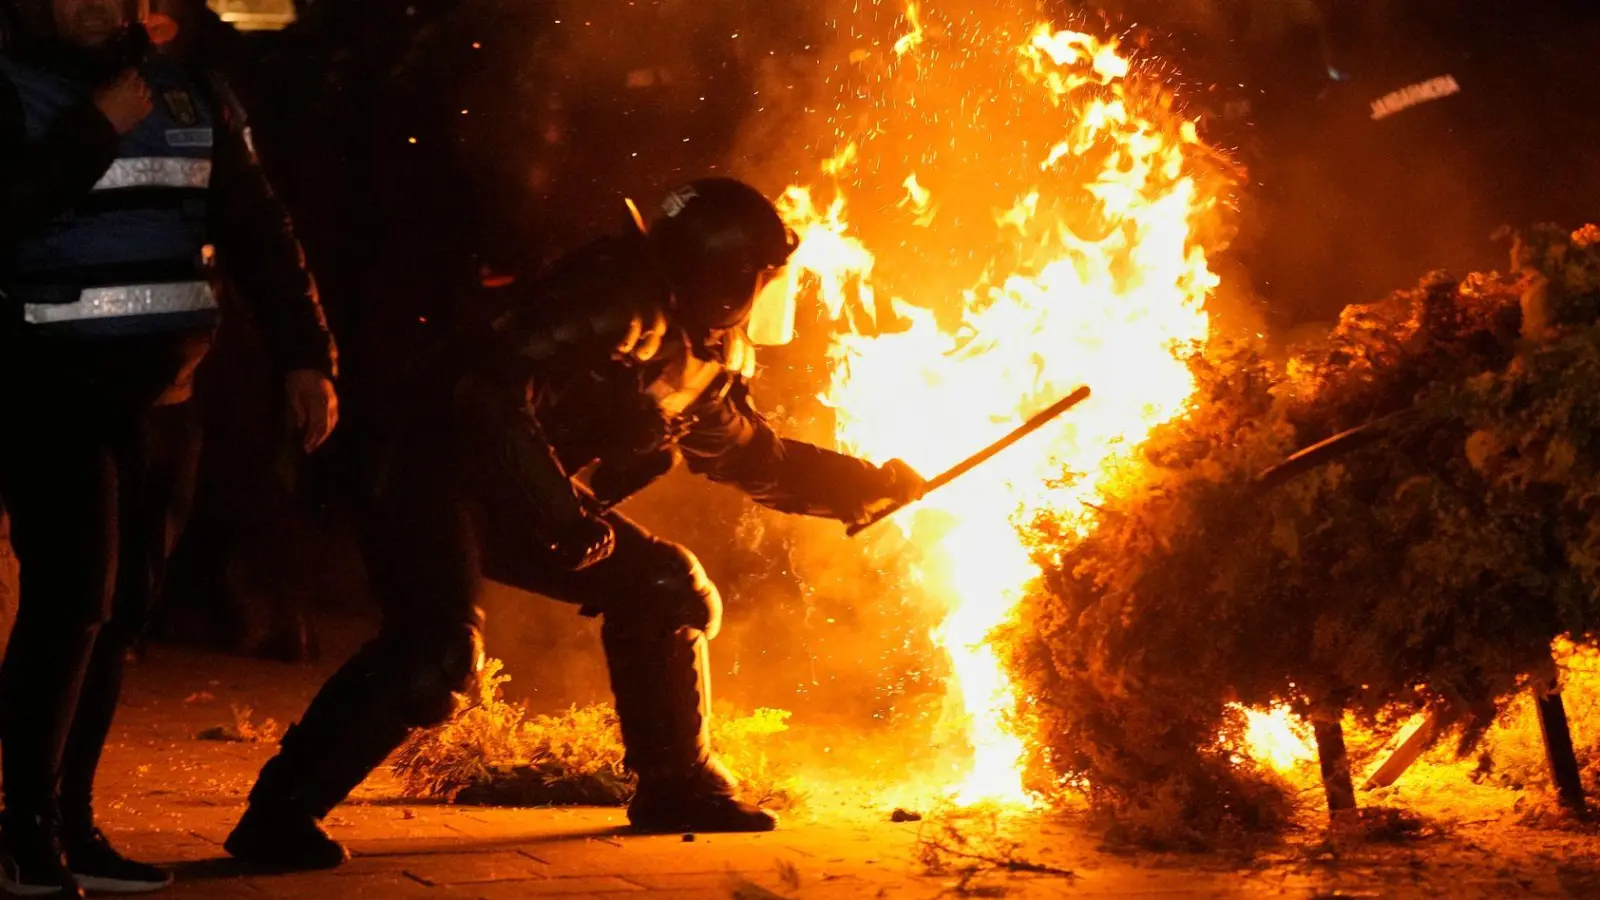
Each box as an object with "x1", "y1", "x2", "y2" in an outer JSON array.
[
  {"x1": 226, "y1": 442, "x2": 484, "y2": 870},
  {"x1": 481, "y1": 512, "x2": 774, "y2": 833},
  {"x1": 593, "y1": 525, "x2": 773, "y2": 832},
  {"x1": 0, "y1": 408, "x2": 118, "y2": 895}
]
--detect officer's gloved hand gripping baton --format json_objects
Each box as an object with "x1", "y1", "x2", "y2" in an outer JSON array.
[{"x1": 846, "y1": 385, "x2": 1094, "y2": 538}]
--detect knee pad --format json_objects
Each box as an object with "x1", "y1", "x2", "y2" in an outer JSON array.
[
  {"x1": 618, "y1": 541, "x2": 723, "y2": 640},
  {"x1": 390, "y1": 621, "x2": 485, "y2": 727}
]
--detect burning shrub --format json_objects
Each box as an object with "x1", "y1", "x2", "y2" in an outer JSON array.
[
  {"x1": 1002, "y1": 225, "x2": 1600, "y2": 844},
  {"x1": 393, "y1": 659, "x2": 800, "y2": 809}
]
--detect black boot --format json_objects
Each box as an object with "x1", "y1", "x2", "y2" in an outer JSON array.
[
  {"x1": 629, "y1": 760, "x2": 777, "y2": 834},
  {"x1": 224, "y1": 725, "x2": 359, "y2": 871},
  {"x1": 225, "y1": 640, "x2": 420, "y2": 870},
  {"x1": 224, "y1": 802, "x2": 346, "y2": 871},
  {"x1": 602, "y1": 624, "x2": 777, "y2": 834},
  {"x1": 0, "y1": 808, "x2": 83, "y2": 899}
]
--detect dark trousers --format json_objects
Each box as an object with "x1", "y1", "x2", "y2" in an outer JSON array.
[
  {"x1": 0, "y1": 396, "x2": 201, "y2": 825},
  {"x1": 246, "y1": 408, "x2": 721, "y2": 817}
]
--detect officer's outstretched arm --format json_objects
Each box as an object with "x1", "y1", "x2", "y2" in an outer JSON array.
[
  {"x1": 679, "y1": 380, "x2": 923, "y2": 522},
  {"x1": 205, "y1": 75, "x2": 337, "y2": 379},
  {"x1": 0, "y1": 74, "x2": 120, "y2": 245}
]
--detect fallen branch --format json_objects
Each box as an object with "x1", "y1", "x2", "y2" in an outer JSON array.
[{"x1": 915, "y1": 807, "x2": 1075, "y2": 892}]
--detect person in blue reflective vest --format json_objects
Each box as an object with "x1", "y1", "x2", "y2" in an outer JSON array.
[{"x1": 0, "y1": 0, "x2": 338, "y2": 895}]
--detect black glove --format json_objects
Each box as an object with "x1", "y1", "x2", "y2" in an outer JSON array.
[
  {"x1": 852, "y1": 458, "x2": 926, "y2": 523},
  {"x1": 879, "y1": 458, "x2": 926, "y2": 504},
  {"x1": 540, "y1": 510, "x2": 616, "y2": 572}
]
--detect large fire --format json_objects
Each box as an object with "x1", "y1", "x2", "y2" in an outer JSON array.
[{"x1": 773, "y1": 2, "x2": 1222, "y2": 803}]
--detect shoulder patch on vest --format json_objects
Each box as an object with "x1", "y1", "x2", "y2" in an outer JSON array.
[{"x1": 161, "y1": 89, "x2": 199, "y2": 126}]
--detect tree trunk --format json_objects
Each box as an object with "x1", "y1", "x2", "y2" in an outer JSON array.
[
  {"x1": 1313, "y1": 718, "x2": 1357, "y2": 814},
  {"x1": 1534, "y1": 681, "x2": 1588, "y2": 814}
]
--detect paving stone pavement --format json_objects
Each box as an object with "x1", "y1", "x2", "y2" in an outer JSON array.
[{"x1": 80, "y1": 642, "x2": 1599, "y2": 899}]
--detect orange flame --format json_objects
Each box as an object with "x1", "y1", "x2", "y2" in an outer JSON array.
[
  {"x1": 893, "y1": 1, "x2": 925, "y2": 57},
  {"x1": 1237, "y1": 705, "x2": 1317, "y2": 772},
  {"x1": 777, "y1": 5, "x2": 1222, "y2": 804}
]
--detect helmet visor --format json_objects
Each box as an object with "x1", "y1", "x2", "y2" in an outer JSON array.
[{"x1": 745, "y1": 265, "x2": 795, "y2": 347}]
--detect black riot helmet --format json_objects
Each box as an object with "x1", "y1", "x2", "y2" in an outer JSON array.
[{"x1": 645, "y1": 178, "x2": 797, "y2": 332}]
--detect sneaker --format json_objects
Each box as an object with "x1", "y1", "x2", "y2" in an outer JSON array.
[
  {"x1": 63, "y1": 829, "x2": 170, "y2": 894},
  {"x1": 224, "y1": 806, "x2": 348, "y2": 871},
  {"x1": 256, "y1": 618, "x2": 316, "y2": 665},
  {"x1": 0, "y1": 816, "x2": 83, "y2": 898}
]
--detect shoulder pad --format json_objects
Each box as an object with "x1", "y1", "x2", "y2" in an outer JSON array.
[
  {"x1": 496, "y1": 262, "x2": 671, "y2": 366},
  {"x1": 538, "y1": 229, "x2": 650, "y2": 281}
]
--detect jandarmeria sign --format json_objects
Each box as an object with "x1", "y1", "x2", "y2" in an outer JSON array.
[{"x1": 1370, "y1": 74, "x2": 1462, "y2": 121}]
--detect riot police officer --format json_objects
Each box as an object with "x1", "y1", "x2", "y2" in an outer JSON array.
[
  {"x1": 223, "y1": 178, "x2": 924, "y2": 869},
  {"x1": 0, "y1": 0, "x2": 337, "y2": 894}
]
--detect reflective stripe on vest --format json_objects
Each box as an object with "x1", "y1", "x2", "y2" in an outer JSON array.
[
  {"x1": 23, "y1": 281, "x2": 217, "y2": 325},
  {"x1": 92, "y1": 157, "x2": 214, "y2": 192}
]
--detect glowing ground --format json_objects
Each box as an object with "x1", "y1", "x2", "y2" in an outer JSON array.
[{"x1": 57, "y1": 625, "x2": 1597, "y2": 899}]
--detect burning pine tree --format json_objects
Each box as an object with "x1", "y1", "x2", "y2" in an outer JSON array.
[{"x1": 1000, "y1": 225, "x2": 1600, "y2": 844}]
